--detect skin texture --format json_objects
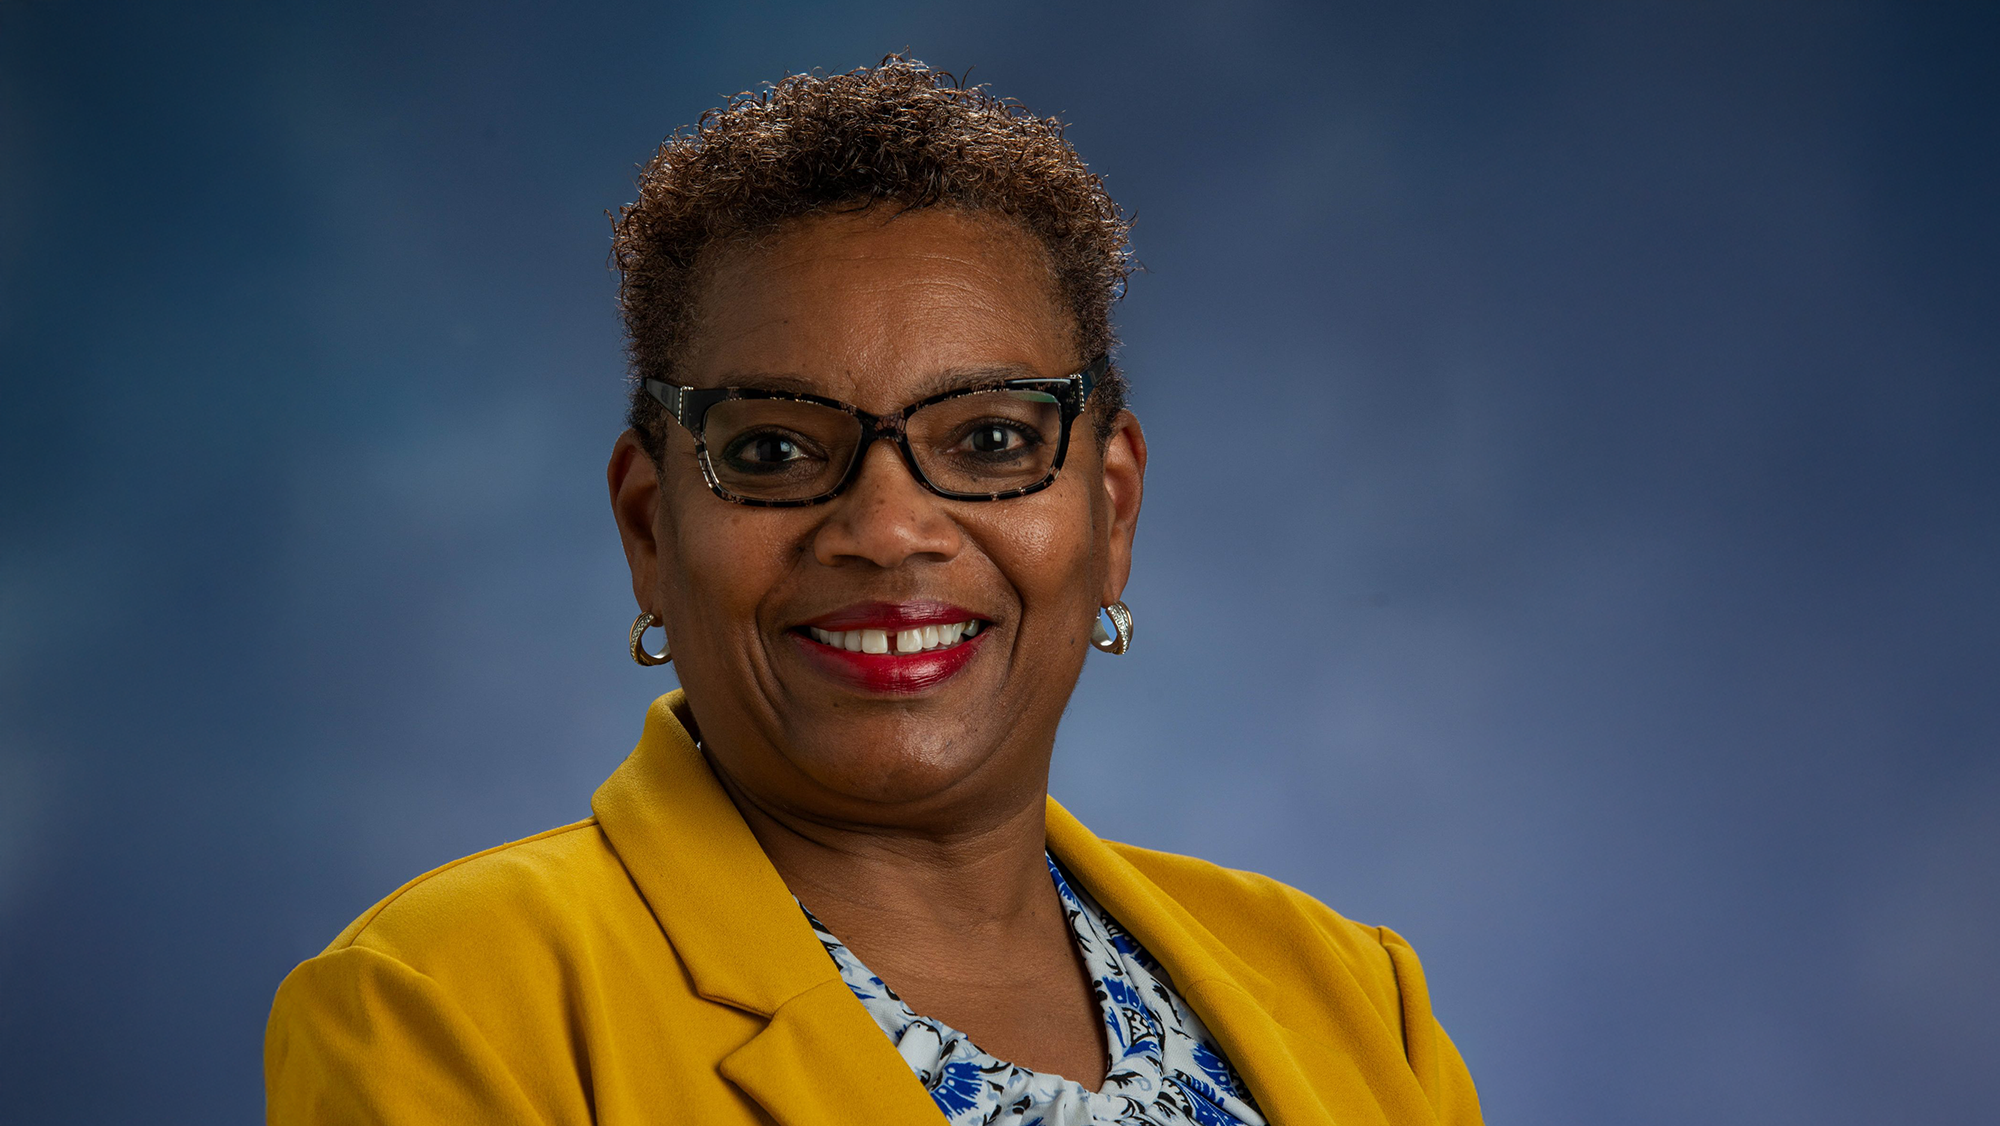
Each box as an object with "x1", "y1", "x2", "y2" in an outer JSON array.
[{"x1": 607, "y1": 205, "x2": 1147, "y2": 1089}]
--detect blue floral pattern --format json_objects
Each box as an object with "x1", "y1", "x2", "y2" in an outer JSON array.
[{"x1": 803, "y1": 856, "x2": 1265, "y2": 1126}]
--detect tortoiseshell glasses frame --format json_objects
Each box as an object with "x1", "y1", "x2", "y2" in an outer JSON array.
[{"x1": 643, "y1": 355, "x2": 1106, "y2": 507}]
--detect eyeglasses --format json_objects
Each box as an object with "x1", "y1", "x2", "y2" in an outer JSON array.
[{"x1": 645, "y1": 356, "x2": 1105, "y2": 507}]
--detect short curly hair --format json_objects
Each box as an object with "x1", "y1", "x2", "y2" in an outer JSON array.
[{"x1": 612, "y1": 56, "x2": 1134, "y2": 459}]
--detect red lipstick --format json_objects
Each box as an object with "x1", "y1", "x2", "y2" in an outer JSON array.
[{"x1": 792, "y1": 601, "x2": 990, "y2": 695}]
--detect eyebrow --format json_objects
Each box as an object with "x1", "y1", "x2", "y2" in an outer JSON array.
[{"x1": 704, "y1": 362, "x2": 1054, "y2": 400}]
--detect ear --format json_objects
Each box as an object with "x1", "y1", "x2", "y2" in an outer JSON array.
[
  {"x1": 608, "y1": 429, "x2": 665, "y2": 613},
  {"x1": 1097, "y1": 409, "x2": 1147, "y2": 605}
]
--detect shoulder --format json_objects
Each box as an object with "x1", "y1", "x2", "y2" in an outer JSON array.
[
  {"x1": 270, "y1": 817, "x2": 663, "y2": 1054},
  {"x1": 304, "y1": 817, "x2": 651, "y2": 987},
  {"x1": 1103, "y1": 840, "x2": 1406, "y2": 1027},
  {"x1": 267, "y1": 821, "x2": 645, "y2": 1122}
]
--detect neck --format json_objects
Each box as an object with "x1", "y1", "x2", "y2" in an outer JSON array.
[
  {"x1": 709, "y1": 756, "x2": 1056, "y2": 936},
  {"x1": 704, "y1": 736, "x2": 1110, "y2": 1089}
]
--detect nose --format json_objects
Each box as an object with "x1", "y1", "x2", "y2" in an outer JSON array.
[{"x1": 811, "y1": 438, "x2": 964, "y2": 569}]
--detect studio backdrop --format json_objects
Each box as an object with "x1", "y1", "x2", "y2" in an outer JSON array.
[{"x1": 1, "y1": 3, "x2": 1996, "y2": 1124}]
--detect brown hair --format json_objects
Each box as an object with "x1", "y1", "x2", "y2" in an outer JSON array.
[{"x1": 611, "y1": 55, "x2": 1134, "y2": 457}]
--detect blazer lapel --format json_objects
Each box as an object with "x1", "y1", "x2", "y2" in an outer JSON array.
[
  {"x1": 592, "y1": 692, "x2": 943, "y2": 1125},
  {"x1": 720, "y1": 980, "x2": 946, "y2": 1126}
]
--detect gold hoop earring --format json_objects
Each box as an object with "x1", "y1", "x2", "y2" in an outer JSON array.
[
  {"x1": 628, "y1": 611, "x2": 672, "y2": 667},
  {"x1": 1090, "y1": 601, "x2": 1133, "y2": 655}
]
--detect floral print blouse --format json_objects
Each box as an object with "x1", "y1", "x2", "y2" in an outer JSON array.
[{"x1": 803, "y1": 855, "x2": 1266, "y2": 1126}]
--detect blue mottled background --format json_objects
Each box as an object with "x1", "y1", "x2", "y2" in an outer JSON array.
[{"x1": 3, "y1": 2, "x2": 1996, "y2": 1122}]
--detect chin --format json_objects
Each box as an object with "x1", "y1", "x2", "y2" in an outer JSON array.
[{"x1": 783, "y1": 728, "x2": 993, "y2": 806}]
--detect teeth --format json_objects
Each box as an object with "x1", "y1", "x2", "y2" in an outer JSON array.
[{"x1": 807, "y1": 620, "x2": 985, "y2": 655}]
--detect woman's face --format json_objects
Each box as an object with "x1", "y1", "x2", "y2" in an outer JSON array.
[{"x1": 609, "y1": 206, "x2": 1145, "y2": 831}]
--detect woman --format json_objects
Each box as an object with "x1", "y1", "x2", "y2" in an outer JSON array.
[{"x1": 265, "y1": 58, "x2": 1482, "y2": 1126}]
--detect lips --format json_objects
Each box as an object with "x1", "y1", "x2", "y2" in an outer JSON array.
[{"x1": 792, "y1": 600, "x2": 991, "y2": 694}]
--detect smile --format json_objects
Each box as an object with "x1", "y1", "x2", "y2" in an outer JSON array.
[
  {"x1": 791, "y1": 601, "x2": 993, "y2": 694},
  {"x1": 804, "y1": 620, "x2": 983, "y2": 655}
]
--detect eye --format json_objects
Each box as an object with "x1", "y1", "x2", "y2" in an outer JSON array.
[
  {"x1": 722, "y1": 429, "x2": 820, "y2": 473},
  {"x1": 964, "y1": 422, "x2": 1036, "y2": 455},
  {"x1": 747, "y1": 434, "x2": 804, "y2": 462}
]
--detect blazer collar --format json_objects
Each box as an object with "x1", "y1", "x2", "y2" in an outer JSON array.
[
  {"x1": 590, "y1": 691, "x2": 839, "y2": 1016},
  {"x1": 588, "y1": 692, "x2": 949, "y2": 1125},
  {"x1": 1044, "y1": 798, "x2": 1279, "y2": 1011},
  {"x1": 1047, "y1": 800, "x2": 1348, "y2": 1126}
]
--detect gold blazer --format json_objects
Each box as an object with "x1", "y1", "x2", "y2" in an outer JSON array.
[{"x1": 265, "y1": 691, "x2": 1483, "y2": 1125}]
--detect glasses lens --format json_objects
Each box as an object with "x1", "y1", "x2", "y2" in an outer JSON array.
[
  {"x1": 701, "y1": 398, "x2": 861, "y2": 501},
  {"x1": 907, "y1": 388, "x2": 1065, "y2": 496}
]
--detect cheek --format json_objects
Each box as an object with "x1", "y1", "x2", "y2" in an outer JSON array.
[
  {"x1": 660, "y1": 497, "x2": 796, "y2": 623},
  {"x1": 980, "y1": 499, "x2": 1098, "y2": 616}
]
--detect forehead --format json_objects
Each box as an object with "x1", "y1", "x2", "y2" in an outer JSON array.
[{"x1": 680, "y1": 207, "x2": 1074, "y2": 408}]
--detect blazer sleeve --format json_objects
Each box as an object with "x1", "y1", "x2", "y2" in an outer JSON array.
[
  {"x1": 264, "y1": 945, "x2": 546, "y2": 1126},
  {"x1": 1378, "y1": 926, "x2": 1483, "y2": 1126}
]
